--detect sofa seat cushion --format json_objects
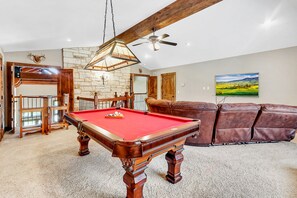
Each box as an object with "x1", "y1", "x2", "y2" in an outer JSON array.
[
  {"x1": 213, "y1": 103, "x2": 260, "y2": 144},
  {"x1": 171, "y1": 101, "x2": 218, "y2": 146},
  {"x1": 252, "y1": 104, "x2": 297, "y2": 142},
  {"x1": 145, "y1": 98, "x2": 172, "y2": 115},
  {"x1": 215, "y1": 128, "x2": 252, "y2": 144},
  {"x1": 172, "y1": 101, "x2": 218, "y2": 111},
  {"x1": 216, "y1": 103, "x2": 261, "y2": 129},
  {"x1": 219, "y1": 103, "x2": 261, "y2": 111},
  {"x1": 261, "y1": 104, "x2": 297, "y2": 113},
  {"x1": 253, "y1": 128, "x2": 296, "y2": 142}
]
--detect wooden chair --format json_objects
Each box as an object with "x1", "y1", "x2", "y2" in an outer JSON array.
[{"x1": 48, "y1": 94, "x2": 69, "y2": 132}]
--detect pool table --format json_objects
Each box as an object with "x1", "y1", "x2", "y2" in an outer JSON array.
[{"x1": 65, "y1": 107, "x2": 200, "y2": 198}]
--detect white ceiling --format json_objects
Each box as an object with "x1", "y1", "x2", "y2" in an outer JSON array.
[{"x1": 1, "y1": 0, "x2": 297, "y2": 70}]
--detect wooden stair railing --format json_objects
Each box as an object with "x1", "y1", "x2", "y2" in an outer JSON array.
[
  {"x1": 18, "y1": 95, "x2": 48, "y2": 138},
  {"x1": 16, "y1": 94, "x2": 69, "y2": 138},
  {"x1": 77, "y1": 92, "x2": 134, "y2": 110},
  {"x1": 48, "y1": 94, "x2": 69, "y2": 132}
]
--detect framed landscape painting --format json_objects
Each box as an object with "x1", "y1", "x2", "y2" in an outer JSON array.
[{"x1": 215, "y1": 73, "x2": 259, "y2": 96}]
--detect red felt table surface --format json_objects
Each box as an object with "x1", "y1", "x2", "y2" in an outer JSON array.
[{"x1": 71, "y1": 108, "x2": 191, "y2": 140}]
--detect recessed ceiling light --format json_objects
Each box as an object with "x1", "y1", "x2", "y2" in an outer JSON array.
[
  {"x1": 186, "y1": 42, "x2": 191, "y2": 46},
  {"x1": 66, "y1": 38, "x2": 72, "y2": 42}
]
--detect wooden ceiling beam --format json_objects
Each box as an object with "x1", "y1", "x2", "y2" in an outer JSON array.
[{"x1": 114, "y1": 0, "x2": 222, "y2": 44}]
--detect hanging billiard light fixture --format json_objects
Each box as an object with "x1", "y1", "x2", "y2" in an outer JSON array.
[{"x1": 84, "y1": 0, "x2": 140, "y2": 72}]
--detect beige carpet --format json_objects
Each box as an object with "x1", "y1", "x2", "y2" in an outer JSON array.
[{"x1": 0, "y1": 127, "x2": 296, "y2": 198}]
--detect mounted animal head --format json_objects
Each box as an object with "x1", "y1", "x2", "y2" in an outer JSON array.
[{"x1": 28, "y1": 53, "x2": 46, "y2": 64}]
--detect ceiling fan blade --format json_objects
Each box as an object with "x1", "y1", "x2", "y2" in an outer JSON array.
[
  {"x1": 158, "y1": 34, "x2": 169, "y2": 40},
  {"x1": 159, "y1": 40, "x2": 177, "y2": 46},
  {"x1": 132, "y1": 42, "x2": 148, "y2": 46}
]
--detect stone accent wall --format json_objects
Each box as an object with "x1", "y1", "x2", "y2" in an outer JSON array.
[{"x1": 63, "y1": 47, "x2": 131, "y2": 110}]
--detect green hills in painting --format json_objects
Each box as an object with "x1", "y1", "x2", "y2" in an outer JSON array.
[{"x1": 216, "y1": 74, "x2": 259, "y2": 96}]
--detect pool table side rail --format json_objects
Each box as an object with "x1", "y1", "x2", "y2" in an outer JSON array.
[
  {"x1": 119, "y1": 107, "x2": 195, "y2": 121},
  {"x1": 83, "y1": 120, "x2": 200, "y2": 158},
  {"x1": 66, "y1": 111, "x2": 199, "y2": 143},
  {"x1": 65, "y1": 111, "x2": 200, "y2": 158},
  {"x1": 65, "y1": 113, "x2": 123, "y2": 152},
  {"x1": 114, "y1": 123, "x2": 200, "y2": 158},
  {"x1": 70, "y1": 107, "x2": 196, "y2": 122}
]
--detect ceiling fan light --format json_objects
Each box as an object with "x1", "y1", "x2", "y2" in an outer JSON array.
[
  {"x1": 154, "y1": 43, "x2": 160, "y2": 51},
  {"x1": 148, "y1": 42, "x2": 160, "y2": 51}
]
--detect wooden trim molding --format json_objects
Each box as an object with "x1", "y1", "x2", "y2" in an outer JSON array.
[
  {"x1": 5, "y1": 62, "x2": 13, "y2": 131},
  {"x1": 6, "y1": 62, "x2": 61, "y2": 69}
]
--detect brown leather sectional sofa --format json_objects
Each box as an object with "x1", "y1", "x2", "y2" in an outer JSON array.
[{"x1": 145, "y1": 98, "x2": 297, "y2": 146}]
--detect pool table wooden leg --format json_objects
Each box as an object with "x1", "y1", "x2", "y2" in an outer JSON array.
[
  {"x1": 121, "y1": 158, "x2": 149, "y2": 198},
  {"x1": 165, "y1": 146, "x2": 184, "y2": 184},
  {"x1": 77, "y1": 133, "x2": 90, "y2": 156}
]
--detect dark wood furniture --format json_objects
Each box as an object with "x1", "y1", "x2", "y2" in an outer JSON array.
[{"x1": 65, "y1": 107, "x2": 200, "y2": 198}]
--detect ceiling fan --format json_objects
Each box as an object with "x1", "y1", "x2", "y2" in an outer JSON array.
[{"x1": 132, "y1": 28, "x2": 177, "y2": 51}]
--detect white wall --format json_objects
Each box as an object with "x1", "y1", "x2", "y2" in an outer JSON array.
[
  {"x1": 153, "y1": 46, "x2": 297, "y2": 106},
  {"x1": 15, "y1": 85, "x2": 57, "y2": 96},
  {"x1": 4, "y1": 49, "x2": 62, "y2": 66},
  {"x1": 130, "y1": 64, "x2": 152, "y2": 75}
]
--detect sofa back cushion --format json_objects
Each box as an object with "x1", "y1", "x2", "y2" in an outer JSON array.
[
  {"x1": 214, "y1": 103, "x2": 260, "y2": 144},
  {"x1": 171, "y1": 101, "x2": 218, "y2": 146},
  {"x1": 252, "y1": 104, "x2": 297, "y2": 142},
  {"x1": 145, "y1": 98, "x2": 172, "y2": 115}
]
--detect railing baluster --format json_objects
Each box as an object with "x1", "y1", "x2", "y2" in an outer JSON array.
[{"x1": 76, "y1": 93, "x2": 134, "y2": 110}]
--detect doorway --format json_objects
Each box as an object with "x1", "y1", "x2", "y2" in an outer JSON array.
[
  {"x1": 131, "y1": 74, "x2": 149, "y2": 111},
  {"x1": 161, "y1": 72, "x2": 176, "y2": 101},
  {"x1": 130, "y1": 74, "x2": 157, "y2": 111},
  {"x1": 5, "y1": 62, "x2": 74, "y2": 134}
]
